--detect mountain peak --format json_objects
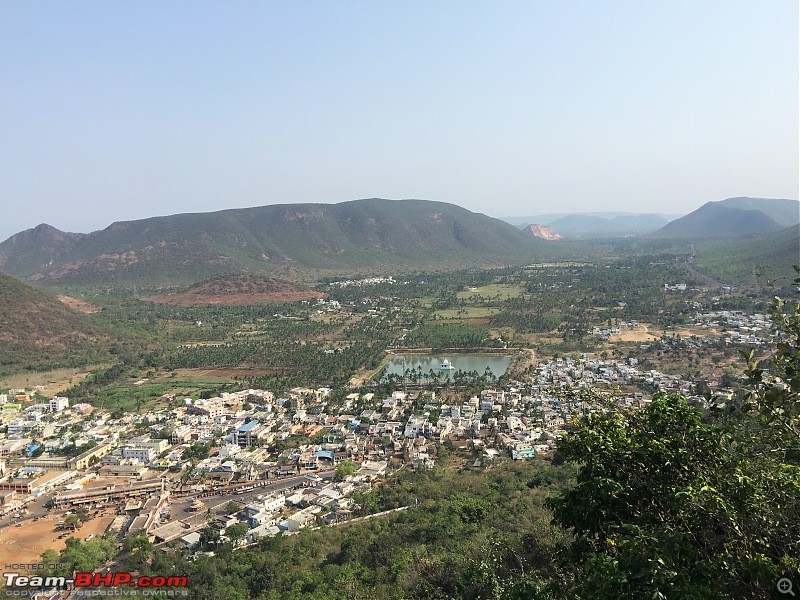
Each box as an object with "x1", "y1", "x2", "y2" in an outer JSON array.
[
  {"x1": 0, "y1": 198, "x2": 544, "y2": 285},
  {"x1": 650, "y1": 198, "x2": 796, "y2": 239},
  {"x1": 0, "y1": 224, "x2": 86, "y2": 271}
]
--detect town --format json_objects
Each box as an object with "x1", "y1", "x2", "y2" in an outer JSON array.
[{"x1": 0, "y1": 299, "x2": 777, "y2": 566}]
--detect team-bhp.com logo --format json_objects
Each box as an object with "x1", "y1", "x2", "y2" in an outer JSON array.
[{"x1": 3, "y1": 570, "x2": 188, "y2": 596}]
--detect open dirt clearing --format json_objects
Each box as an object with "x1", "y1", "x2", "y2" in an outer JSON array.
[
  {"x1": 0, "y1": 514, "x2": 115, "y2": 567},
  {"x1": 57, "y1": 295, "x2": 102, "y2": 314},
  {"x1": 610, "y1": 325, "x2": 660, "y2": 343},
  {"x1": 0, "y1": 367, "x2": 96, "y2": 397}
]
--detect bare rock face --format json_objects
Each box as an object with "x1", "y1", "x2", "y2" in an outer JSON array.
[{"x1": 522, "y1": 224, "x2": 562, "y2": 240}]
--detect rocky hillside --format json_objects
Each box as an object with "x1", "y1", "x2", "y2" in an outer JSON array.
[
  {"x1": 522, "y1": 224, "x2": 562, "y2": 240},
  {"x1": 150, "y1": 274, "x2": 323, "y2": 306}
]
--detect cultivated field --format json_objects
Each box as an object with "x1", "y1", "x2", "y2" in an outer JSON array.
[{"x1": 456, "y1": 284, "x2": 526, "y2": 300}]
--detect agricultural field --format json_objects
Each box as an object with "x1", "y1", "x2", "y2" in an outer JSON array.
[{"x1": 456, "y1": 283, "x2": 527, "y2": 301}]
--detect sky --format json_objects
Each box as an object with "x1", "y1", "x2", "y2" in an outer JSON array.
[{"x1": 1, "y1": 1, "x2": 798, "y2": 241}]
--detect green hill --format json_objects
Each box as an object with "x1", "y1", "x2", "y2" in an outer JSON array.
[
  {"x1": 651, "y1": 198, "x2": 797, "y2": 239},
  {"x1": 694, "y1": 225, "x2": 800, "y2": 285},
  {"x1": 0, "y1": 199, "x2": 554, "y2": 285},
  {"x1": 0, "y1": 272, "x2": 113, "y2": 376},
  {"x1": 715, "y1": 197, "x2": 799, "y2": 227}
]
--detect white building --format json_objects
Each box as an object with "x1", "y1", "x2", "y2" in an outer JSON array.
[
  {"x1": 263, "y1": 494, "x2": 286, "y2": 513},
  {"x1": 50, "y1": 396, "x2": 70, "y2": 412},
  {"x1": 122, "y1": 446, "x2": 155, "y2": 464}
]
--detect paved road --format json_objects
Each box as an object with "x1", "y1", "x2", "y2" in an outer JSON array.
[{"x1": 170, "y1": 471, "x2": 335, "y2": 520}]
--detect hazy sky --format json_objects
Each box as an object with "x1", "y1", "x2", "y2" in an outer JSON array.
[{"x1": 1, "y1": 1, "x2": 797, "y2": 241}]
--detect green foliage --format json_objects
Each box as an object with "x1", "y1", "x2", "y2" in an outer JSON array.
[
  {"x1": 404, "y1": 323, "x2": 489, "y2": 349},
  {"x1": 740, "y1": 266, "x2": 800, "y2": 457},
  {"x1": 225, "y1": 501, "x2": 242, "y2": 515},
  {"x1": 547, "y1": 272, "x2": 800, "y2": 599},
  {"x1": 54, "y1": 440, "x2": 97, "y2": 457},
  {"x1": 182, "y1": 443, "x2": 211, "y2": 460},
  {"x1": 226, "y1": 523, "x2": 249, "y2": 546},
  {"x1": 695, "y1": 226, "x2": 800, "y2": 285},
  {"x1": 0, "y1": 272, "x2": 115, "y2": 376},
  {"x1": 489, "y1": 311, "x2": 562, "y2": 333},
  {"x1": 41, "y1": 533, "x2": 119, "y2": 577},
  {"x1": 120, "y1": 529, "x2": 156, "y2": 573},
  {"x1": 334, "y1": 460, "x2": 358, "y2": 480},
  {"x1": 168, "y1": 339, "x2": 384, "y2": 391},
  {"x1": 116, "y1": 458, "x2": 570, "y2": 599}
]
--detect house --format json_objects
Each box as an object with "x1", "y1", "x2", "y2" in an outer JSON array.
[
  {"x1": 49, "y1": 396, "x2": 70, "y2": 412},
  {"x1": 122, "y1": 447, "x2": 155, "y2": 464},
  {"x1": 241, "y1": 504, "x2": 275, "y2": 528},
  {"x1": 235, "y1": 421, "x2": 270, "y2": 448},
  {"x1": 404, "y1": 416, "x2": 430, "y2": 438},
  {"x1": 180, "y1": 532, "x2": 201, "y2": 549},
  {"x1": 247, "y1": 524, "x2": 281, "y2": 541},
  {"x1": 357, "y1": 460, "x2": 387, "y2": 480}
]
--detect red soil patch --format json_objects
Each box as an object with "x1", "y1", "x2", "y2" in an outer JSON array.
[{"x1": 149, "y1": 274, "x2": 323, "y2": 306}]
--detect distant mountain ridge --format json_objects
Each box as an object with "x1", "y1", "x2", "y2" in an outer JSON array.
[
  {"x1": 0, "y1": 199, "x2": 550, "y2": 285},
  {"x1": 650, "y1": 197, "x2": 799, "y2": 239},
  {"x1": 546, "y1": 214, "x2": 671, "y2": 238},
  {"x1": 501, "y1": 211, "x2": 682, "y2": 227},
  {"x1": 503, "y1": 212, "x2": 676, "y2": 238},
  {"x1": 714, "y1": 197, "x2": 800, "y2": 227}
]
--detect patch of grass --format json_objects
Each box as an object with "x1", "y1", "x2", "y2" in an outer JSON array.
[
  {"x1": 456, "y1": 284, "x2": 526, "y2": 301},
  {"x1": 434, "y1": 307, "x2": 500, "y2": 319},
  {"x1": 91, "y1": 378, "x2": 234, "y2": 413},
  {"x1": 153, "y1": 369, "x2": 240, "y2": 384}
]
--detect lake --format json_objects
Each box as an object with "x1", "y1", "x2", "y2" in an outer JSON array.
[{"x1": 382, "y1": 353, "x2": 512, "y2": 381}]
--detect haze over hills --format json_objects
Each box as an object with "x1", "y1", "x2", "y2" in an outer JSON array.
[
  {"x1": 0, "y1": 199, "x2": 554, "y2": 285},
  {"x1": 2, "y1": 197, "x2": 796, "y2": 288},
  {"x1": 712, "y1": 197, "x2": 800, "y2": 227},
  {"x1": 500, "y1": 211, "x2": 682, "y2": 228},
  {"x1": 650, "y1": 197, "x2": 799, "y2": 239},
  {"x1": 502, "y1": 211, "x2": 680, "y2": 237},
  {"x1": 543, "y1": 213, "x2": 673, "y2": 238}
]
